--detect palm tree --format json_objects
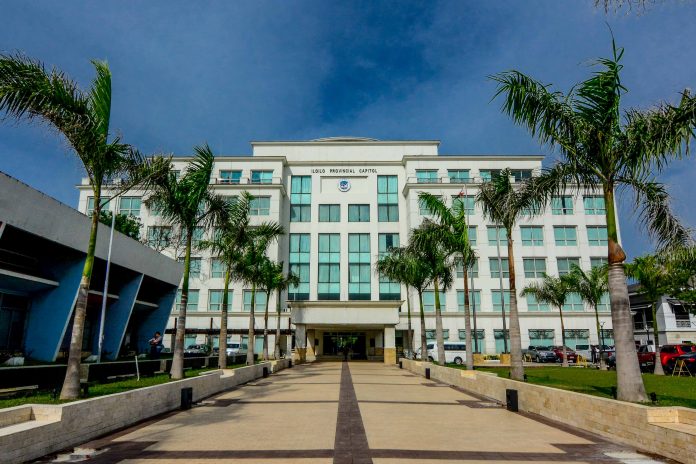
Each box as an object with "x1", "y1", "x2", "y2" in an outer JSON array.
[
  {"x1": 521, "y1": 275, "x2": 572, "y2": 367},
  {"x1": 257, "y1": 261, "x2": 300, "y2": 360},
  {"x1": 199, "y1": 192, "x2": 253, "y2": 369},
  {"x1": 418, "y1": 192, "x2": 477, "y2": 369},
  {"x1": 625, "y1": 255, "x2": 669, "y2": 375},
  {"x1": 233, "y1": 224, "x2": 284, "y2": 365},
  {"x1": 377, "y1": 246, "x2": 433, "y2": 360},
  {"x1": 0, "y1": 55, "x2": 155, "y2": 399},
  {"x1": 490, "y1": 40, "x2": 696, "y2": 400},
  {"x1": 409, "y1": 221, "x2": 455, "y2": 365},
  {"x1": 146, "y1": 145, "x2": 229, "y2": 379},
  {"x1": 565, "y1": 264, "x2": 610, "y2": 369},
  {"x1": 476, "y1": 169, "x2": 537, "y2": 380},
  {"x1": 375, "y1": 247, "x2": 414, "y2": 355}
]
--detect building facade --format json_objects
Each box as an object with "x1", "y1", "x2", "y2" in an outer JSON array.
[
  {"x1": 0, "y1": 171, "x2": 182, "y2": 362},
  {"x1": 78, "y1": 137, "x2": 615, "y2": 363}
]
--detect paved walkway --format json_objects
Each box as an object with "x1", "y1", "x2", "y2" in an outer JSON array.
[{"x1": 52, "y1": 362, "x2": 668, "y2": 464}]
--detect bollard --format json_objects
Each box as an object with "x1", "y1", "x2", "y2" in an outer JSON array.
[
  {"x1": 425, "y1": 367, "x2": 430, "y2": 379},
  {"x1": 505, "y1": 389, "x2": 518, "y2": 412},
  {"x1": 289, "y1": 359, "x2": 293, "y2": 368},
  {"x1": 181, "y1": 387, "x2": 193, "y2": 410},
  {"x1": 263, "y1": 366, "x2": 269, "y2": 378},
  {"x1": 399, "y1": 361, "x2": 403, "y2": 369}
]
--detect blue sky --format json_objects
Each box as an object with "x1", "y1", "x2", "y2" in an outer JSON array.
[{"x1": 1, "y1": 1, "x2": 695, "y2": 258}]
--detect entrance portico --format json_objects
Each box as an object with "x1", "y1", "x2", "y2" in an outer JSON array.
[{"x1": 289, "y1": 300, "x2": 401, "y2": 364}]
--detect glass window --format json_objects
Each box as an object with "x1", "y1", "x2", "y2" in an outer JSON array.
[
  {"x1": 447, "y1": 169, "x2": 470, "y2": 183},
  {"x1": 564, "y1": 329, "x2": 590, "y2": 350},
  {"x1": 319, "y1": 204, "x2": 340, "y2": 222},
  {"x1": 178, "y1": 257, "x2": 202, "y2": 278},
  {"x1": 348, "y1": 204, "x2": 370, "y2": 222},
  {"x1": 590, "y1": 257, "x2": 608, "y2": 269},
  {"x1": 147, "y1": 226, "x2": 171, "y2": 248},
  {"x1": 211, "y1": 258, "x2": 225, "y2": 278},
  {"x1": 119, "y1": 196, "x2": 142, "y2": 217},
  {"x1": 551, "y1": 196, "x2": 573, "y2": 215},
  {"x1": 583, "y1": 195, "x2": 606, "y2": 215},
  {"x1": 457, "y1": 290, "x2": 481, "y2": 312},
  {"x1": 563, "y1": 292, "x2": 584, "y2": 311},
  {"x1": 459, "y1": 329, "x2": 485, "y2": 349},
  {"x1": 480, "y1": 169, "x2": 501, "y2": 182},
  {"x1": 489, "y1": 258, "x2": 510, "y2": 279},
  {"x1": 554, "y1": 226, "x2": 577, "y2": 246},
  {"x1": 487, "y1": 226, "x2": 508, "y2": 245},
  {"x1": 520, "y1": 226, "x2": 543, "y2": 246},
  {"x1": 492, "y1": 290, "x2": 511, "y2": 313},
  {"x1": 377, "y1": 175, "x2": 399, "y2": 222},
  {"x1": 348, "y1": 234, "x2": 371, "y2": 300},
  {"x1": 289, "y1": 234, "x2": 310, "y2": 300},
  {"x1": 290, "y1": 176, "x2": 311, "y2": 222},
  {"x1": 378, "y1": 234, "x2": 400, "y2": 300},
  {"x1": 494, "y1": 329, "x2": 509, "y2": 353},
  {"x1": 192, "y1": 227, "x2": 204, "y2": 247},
  {"x1": 529, "y1": 329, "x2": 555, "y2": 345},
  {"x1": 456, "y1": 257, "x2": 478, "y2": 278},
  {"x1": 318, "y1": 234, "x2": 340, "y2": 300},
  {"x1": 416, "y1": 170, "x2": 439, "y2": 183},
  {"x1": 250, "y1": 197, "x2": 271, "y2": 216},
  {"x1": 523, "y1": 258, "x2": 546, "y2": 278},
  {"x1": 419, "y1": 196, "x2": 442, "y2": 216},
  {"x1": 526, "y1": 294, "x2": 550, "y2": 311},
  {"x1": 219, "y1": 170, "x2": 242, "y2": 184},
  {"x1": 557, "y1": 257, "x2": 580, "y2": 276},
  {"x1": 175, "y1": 290, "x2": 199, "y2": 312},
  {"x1": 86, "y1": 196, "x2": 112, "y2": 215},
  {"x1": 208, "y1": 290, "x2": 233, "y2": 312},
  {"x1": 587, "y1": 226, "x2": 608, "y2": 246},
  {"x1": 451, "y1": 195, "x2": 475, "y2": 215},
  {"x1": 425, "y1": 329, "x2": 450, "y2": 340},
  {"x1": 520, "y1": 202, "x2": 542, "y2": 216},
  {"x1": 423, "y1": 290, "x2": 447, "y2": 312},
  {"x1": 597, "y1": 293, "x2": 610, "y2": 311},
  {"x1": 509, "y1": 169, "x2": 533, "y2": 182},
  {"x1": 243, "y1": 290, "x2": 267, "y2": 311},
  {"x1": 250, "y1": 170, "x2": 273, "y2": 184}
]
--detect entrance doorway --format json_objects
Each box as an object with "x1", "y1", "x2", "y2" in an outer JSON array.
[{"x1": 322, "y1": 332, "x2": 367, "y2": 360}]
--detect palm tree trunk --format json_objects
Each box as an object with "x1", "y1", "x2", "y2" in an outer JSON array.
[
  {"x1": 593, "y1": 304, "x2": 607, "y2": 370},
  {"x1": 559, "y1": 306, "x2": 569, "y2": 368},
  {"x1": 418, "y1": 290, "x2": 428, "y2": 362},
  {"x1": 262, "y1": 290, "x2": 271, "y2": 361},
  {"x1": 170, "y1": 228, "x2": 192, "y2": 380},
  {"x1": 246, "y1": 282, "x2": 256, "y2": 366},
  {"x1": 605, "y1": 185, "x2": 648, "y2": 402},
  {"x1": 275, "y1": 288, "x2": 282, "y2": 360},
  {"x1": 463, "y1": 267, "x2": 473, "y2": 370},
  {"x1": 507, "y1": 237, "x2": 524, "y2": 381},
  {"x1": 406, "y1": 288, "x2": 413, "y2": 355},
  {"x1": 651, "y1": 302, "x2": 664, "y2": 375},
  {"x1": 433, "y1": 277, "x2": 445, "y2": 365},
  {"x1": 218, "y1": 268, "x2": 231, "y2": 369},
  {"x1": 60, "y1": 191, "x2": 101, "y2": 400}
]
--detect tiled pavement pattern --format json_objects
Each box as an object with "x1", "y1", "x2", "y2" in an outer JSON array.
[{"x1": 42, "y1": 362, "x2": 671, "y2": 464}]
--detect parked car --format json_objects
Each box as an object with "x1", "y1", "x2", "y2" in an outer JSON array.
[
  {"x1": 574, "y1": 344, "x2": 592, "y2": 362},
  {"x1": 526, "y1": 346, "x2": 557, "y2": 363},
  {"x1": 415, "y1": 342, "x2": 467, "y2": 364},
  {"x1": 672, "y1": 352, "x2": 696, "y2": 375},
  {"x1": 660, "y1": 344, "x2": 696, "y2": 373},
  {"x1": 184, "y1": 344, "x2": 211, "y2": 356},
  {"x1": 225, "y1": 342, "x2": 247, "y2": 356},
  {"x1": 636, "y1": 345, "x2": 656, "y2": 372},
  {"x1": 551, "y1": 346, "x2": 577, "y2": 363}
]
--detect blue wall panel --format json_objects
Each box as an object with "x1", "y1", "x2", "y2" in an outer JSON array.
[
  {"x1": 136, "y1": 287, "x2": 177, "y2": 354},
  {"x1": 101, "y1": 274, "x2": 143, "y2": 360}
]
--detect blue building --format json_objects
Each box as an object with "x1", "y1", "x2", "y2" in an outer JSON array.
[{"x1": 0, "y1": 172, "x2": 182, "y2": 362}]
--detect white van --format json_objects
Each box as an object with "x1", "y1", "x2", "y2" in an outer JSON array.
[{"x1": 416, "y1": 342, "x2": 467, "y2": 364}]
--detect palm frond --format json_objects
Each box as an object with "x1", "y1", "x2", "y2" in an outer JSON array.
[
  {"x1": 520, "y1": 274, "x2": 568, "y2": 308},
  {"x1": 88, "y1": 60, "x2": 111, "y2": 140}
]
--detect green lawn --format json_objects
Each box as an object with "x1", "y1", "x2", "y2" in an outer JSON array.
[
  {"x1": 0, "y1": 366, "x2": 245, "y2": 409},
  {"x1": 447, "y1": 365, "x2": 696, "y2": 409}
]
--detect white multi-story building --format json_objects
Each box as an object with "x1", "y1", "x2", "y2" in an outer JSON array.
[{"x1": 77, "y1": 137, "x2": 615, "y2": 364}]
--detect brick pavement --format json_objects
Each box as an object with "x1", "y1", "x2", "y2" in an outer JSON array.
[{"x1": 38, "y1": 362, "x2": 671, "y2": 464}]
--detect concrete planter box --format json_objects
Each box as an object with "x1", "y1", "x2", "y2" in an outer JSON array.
[
  {"x1": 0, "y1": 359, "x2": 289, "y2": 464},
  {"x1": 401, "y1": 359, "x2": 696, "y2": 464}
]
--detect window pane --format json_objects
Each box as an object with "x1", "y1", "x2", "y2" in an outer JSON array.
[
  {"x1": 487, "y1": 226, "x2": 508, "y2": 245},
  {"x1": 557, "y1": 257, "x2": 580, "y2": 276},
  {"x1": 489, "y1": 258, "x2": 509, "y2": 278}
]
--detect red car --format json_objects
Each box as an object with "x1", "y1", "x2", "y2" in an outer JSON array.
[
  {"x1": 660, "y1": 344, "x2": 696, "y2": 373},
  {"x1": 551, "y1": 346, "x2": 577, "y2": 363}
]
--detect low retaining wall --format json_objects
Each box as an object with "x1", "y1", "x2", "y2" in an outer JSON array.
[
  {"x1": 401, "y1": 359, "x2": 696, "y2": 464},
  {"x1": 1, "y1": 359, "x2": 290, "y2": 464}
]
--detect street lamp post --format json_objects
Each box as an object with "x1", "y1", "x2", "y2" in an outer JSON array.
[{"x1": 97, "y1": 205, "x2": 116, "y2": 363}]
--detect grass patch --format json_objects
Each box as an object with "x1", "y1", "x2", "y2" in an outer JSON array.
[
  {"x1": 0, "y1": 366, "x2": 245, "y2": 409},
  {"x1": 447, "y1": 365, "x2": 696, "y2": 408}
]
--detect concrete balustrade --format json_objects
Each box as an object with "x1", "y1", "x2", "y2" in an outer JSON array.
[{"x1": 0, "y1": 359, "x2": 290, "y2": 464}]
